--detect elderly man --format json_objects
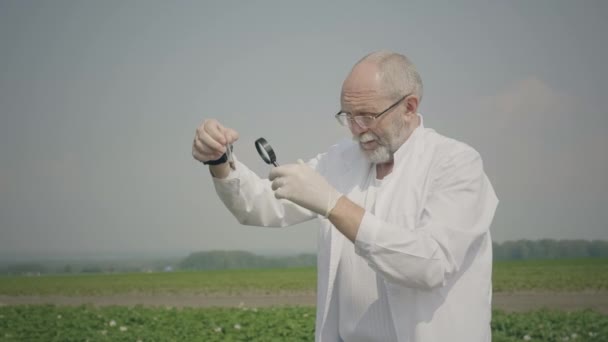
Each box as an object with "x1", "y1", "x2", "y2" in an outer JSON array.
[{"x1": 192, "y1": 51, "x2": 498, "y2": 342}]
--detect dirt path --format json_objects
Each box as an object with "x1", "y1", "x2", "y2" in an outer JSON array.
[{"x1": 1, "y1": 292, "x2": 607, "y2": 314}]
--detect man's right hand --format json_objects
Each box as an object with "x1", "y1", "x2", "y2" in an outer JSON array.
[{"x1": 192, "y1": 119, "x2": 240, "y2": 178}]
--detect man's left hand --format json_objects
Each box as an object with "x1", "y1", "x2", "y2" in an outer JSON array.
[{"x1": 269, "y1": 160, "x2": 342, "y2": 217}]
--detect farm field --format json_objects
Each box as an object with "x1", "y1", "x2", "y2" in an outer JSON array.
[
  {"x1": 0, "y1": 267, "x2": 317, "y2": 297},
  {"x1": 1, "y1": 259, "x2": 607, "y2": 341},
  {"x1": 492, "y1": 258, "x2": 608, "y2": 292},
  {"x1": 1, "y1": 259, "x2": 607, "y2": 296},
  {"x1": 0, "y1": 305, "x2": 606, "y2": 342}
]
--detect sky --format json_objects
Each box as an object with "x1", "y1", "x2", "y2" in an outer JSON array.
[{"x1": 0, "y1": 1, "x2": 607, "y2": 259}]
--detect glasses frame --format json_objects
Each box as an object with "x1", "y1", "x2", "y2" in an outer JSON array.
[{"x1": 335, "y1": 93, "x2": 411, "y2": 129}]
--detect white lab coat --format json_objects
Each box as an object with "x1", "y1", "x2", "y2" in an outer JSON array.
[{"x1": 212, "y1": 122, "x2": 498, "y2": 342}]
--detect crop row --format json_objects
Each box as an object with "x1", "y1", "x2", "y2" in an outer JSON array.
[{"x1": 1, "y1": 305, "x2": 606, "y2": 342}]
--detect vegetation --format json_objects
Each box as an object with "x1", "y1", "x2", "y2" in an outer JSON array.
[
  {"x1": 493, "y1": 240, "x2": 608, "y2": 260},
  {"x1": 0, "y1": 305, "x2": 605, "y2": 341},
  {"x1": 493, "y1": 258, "x2": 608, "y2": 292},
  {"x1": 179, "y1": 251, "x2": 316, "y2": 271},
  {"x1": 1, "y1": 259, "x2": 607, "y2": 341},
  {"x1": 1, "y1": 259, "x2": 607, "y2": 296},
  {"x1": 3, "y1": 240, "x2": 608, "y2": 276},
  {"x1": 0, "y1": 257, "x2": 182, "y2": 275},
  {"x1": 0, "y1": 267, "x2": 317, "y2": 296},
  {"x1": 491, "y1": 309, "x2": 606, "y2": 342}
]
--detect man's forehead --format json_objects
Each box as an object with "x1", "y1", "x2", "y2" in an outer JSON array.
[
  {"x1": 343, "y1": 62, "x2": 382, "y2": 90},
  {"x1": 340, "y1": 89, "x2": 385, "y2": 113},
  {"x1": 340, "y1": 60, "x2": 390, "y2": 113}
]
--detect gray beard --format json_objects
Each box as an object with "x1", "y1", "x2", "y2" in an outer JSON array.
[
  {"x1": 354, "y1": 132, "x2": 393, "y2": 164},
  {"x1": 363, "y1": 144, "x2": 392, "y2": 164}
]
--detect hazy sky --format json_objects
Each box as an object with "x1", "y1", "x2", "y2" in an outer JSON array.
[{"x1": 1, "y1": 1, "x2": 606, "y2": 258}]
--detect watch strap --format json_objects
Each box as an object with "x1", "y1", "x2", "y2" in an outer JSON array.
[{"x1": 203, "y1": 153, "x2": 227, "y2": 165}]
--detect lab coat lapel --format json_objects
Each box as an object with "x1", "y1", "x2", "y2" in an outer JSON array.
[
  {"x1": 318, "y1": 144, "x2": 372, "y2": 337},
  {"x1": 375, "y1": 125, "x2": 426, "y2": 225},
  {"x1": 374, "y1": 123, "x2": 427, "y2": 342}
]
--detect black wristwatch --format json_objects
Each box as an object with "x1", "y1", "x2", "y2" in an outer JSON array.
[{"x1": 203, "y1": 153, "x2": 228, "y2": 165}]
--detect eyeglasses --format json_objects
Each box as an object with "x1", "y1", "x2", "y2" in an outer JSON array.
[{"x1": 335, "y1": 93, "x2": 410, "y2": 129}]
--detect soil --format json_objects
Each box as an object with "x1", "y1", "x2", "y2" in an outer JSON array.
[{"x1": 1, "y1": 292, "x2": 607, "y2": 314}]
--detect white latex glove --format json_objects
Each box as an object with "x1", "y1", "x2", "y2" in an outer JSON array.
[{"x1": 269, "y1": 159, "x2": 342, "y2": 218}]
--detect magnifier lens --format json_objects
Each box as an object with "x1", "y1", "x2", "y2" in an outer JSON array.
[
  {"x1": 255, "y1": 138, "x2": 278, "y2": 166},
  {"x1": 260, "y1": 149, "x2": 271, "y2": 163}
]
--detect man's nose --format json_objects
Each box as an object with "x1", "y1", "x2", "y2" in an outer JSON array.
[{"x1": 349, "y1": 120, "x2": 367, "y2": 135}]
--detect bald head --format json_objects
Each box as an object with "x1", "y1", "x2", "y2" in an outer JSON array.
[{"x1": 343, "y1": 50, "x2": 423, "y2": 102}]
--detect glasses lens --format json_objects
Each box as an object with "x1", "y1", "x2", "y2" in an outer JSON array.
[
  {"x1": 336, "y1": 114, "x2": 374, "y2": 129},
  {"x1": 336, "y1": 114, "x2": 349, "y2": 126},
  {"x1": 355, "y1": 116, "x2": 373, "y2": 129}
]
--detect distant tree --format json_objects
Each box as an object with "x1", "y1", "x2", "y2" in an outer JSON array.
[
  {"x1": 7, "y1": 263, "x2": 46, "y2": 275},
  {"x1": 492, "y1": 239, "x2": 608, "y2": 260},
  {"x1": 81, "y1": 265, "x2": 102, "y2": 273},
  {"x1": 589, "y1": 240, "x2": 608, "y2": 257},
  {"x1": 492, "y1": 242, "x2": 504, "y2": 260},
  {"x1": 499, "y1": 240, "x2": 530, "y2": 260},
  {"x1": 537, "y1": 239, "x2": 559, "y2": 259},
  {"x1": 179, "y1": 250, "x2": 316, "y2": 270}
]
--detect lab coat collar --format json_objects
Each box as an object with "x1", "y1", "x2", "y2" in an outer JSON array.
[{"x1": 392, "y1": 113, "x2": 425, "y2": 164}]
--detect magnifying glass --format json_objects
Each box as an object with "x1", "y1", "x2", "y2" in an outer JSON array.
[{"x1": 255, "y1": 137, "x2": 279, "y2": 167}]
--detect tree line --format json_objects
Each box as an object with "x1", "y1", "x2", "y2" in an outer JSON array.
[
  {"x1": 3, "y1": 239, "x2": 608, "y2": 274},
  {"x1": 180, "y1": 240, "x2": 608, "y2": 270},
  {"x1": 179, "y1": 250, "x2": 317, "y2": 270},
  {"x1": 492, "y1": 239, "x2": 608, "y2": 260}
]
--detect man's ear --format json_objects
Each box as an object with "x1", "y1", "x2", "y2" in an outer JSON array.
[{"x1": 405, "y1": 95, "x2": 419, "y2": 116}]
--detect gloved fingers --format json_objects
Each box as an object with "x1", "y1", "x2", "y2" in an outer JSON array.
[
  {"x1": 269, "y1": 164, "x2": 298, "y2": 180},
  {"x1": 198, "y1": 128, "x2": 226, "y2": 154},
  {"x1": 297, "y1": 159, "x2": 317, "y2": 174},
  {"x1": 192, "y1": 139, "x2": 224, "y2": 162},
  {"x1": 192, "y1": 148, "x2": 221, "y2": 163},
  {"x1": 271, "y1": 177, "x2": 285, "y2": 191},
  {"x1": 193, "y1": 138, "x2": 220, "y2": 157},
  {"x1": 268, "y1": 167, "x2": 281, "y2": 181},
  {"x1": 201, "y1": 119, "x2": 228, "y2": 147},
  {"x1": 191, "y1": 147, "x2": 205, "y2": 163},
  {"x1": 223, "y1": 127, "x2": 240, "y2": 145},
  {"x1": 274, "y1": 187, "x2": 288, "y2": 200}
]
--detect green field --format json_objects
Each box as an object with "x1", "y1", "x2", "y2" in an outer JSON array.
[
  {"x1": 1, "y1": 259, "x2": 607, "y2": 341},
  {"x1": 0, "y1": 268, "x2": 316, "y2": 296},
  {"x1": 1, "y1": 259, "x2": 607, "y2": 296},
  {"x1": 493, "y1": 258, "x2": 608, "y2": 292},
  {"x1": 1, "y1": 305, "x2": 606, "y2": 342}
]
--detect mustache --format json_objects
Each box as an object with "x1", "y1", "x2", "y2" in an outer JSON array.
[{"x1": 353, "y1": 132, "x2": 382, "y2": 144}]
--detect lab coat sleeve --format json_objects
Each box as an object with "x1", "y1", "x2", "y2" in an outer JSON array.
[
  {"x1": 212, "y1": 155, "x2": 319, "y2": 227},
  {"x1": 354, "y1": 148, "x2": 498, "y2": 289}
]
